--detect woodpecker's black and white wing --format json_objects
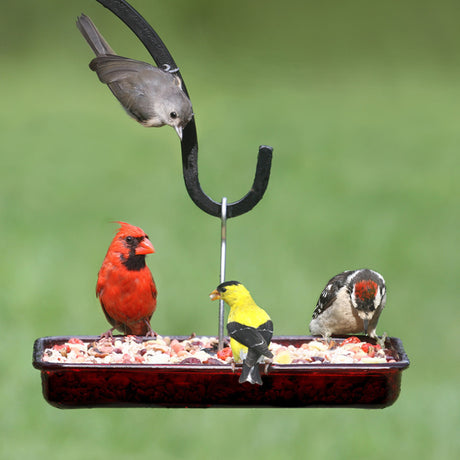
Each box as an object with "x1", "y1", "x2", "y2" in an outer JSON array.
[{"x1": 311, "y1": 270, "x2": 354, "y2": 319}]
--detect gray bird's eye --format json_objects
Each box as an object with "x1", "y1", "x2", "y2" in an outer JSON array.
[{"x1": 170, "y1": 111, "x2": 177, "y2": 119}]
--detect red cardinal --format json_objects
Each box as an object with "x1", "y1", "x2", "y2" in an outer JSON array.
[{"x1": 96, "y1": 222, "x2": 157, "y2": 336}]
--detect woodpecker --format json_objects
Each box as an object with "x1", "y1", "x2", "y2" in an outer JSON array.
[{"x1": 309, "y1": 269, "x2": 386, "y2": 339}]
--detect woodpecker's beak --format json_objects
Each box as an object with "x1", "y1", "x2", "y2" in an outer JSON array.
[
  {"x1": 175, "y1": 125, "x2": 183, "y2": 140},
  {"x1": 209, "y1": 289, "x2": 221, "y2": 301},
  {"x1": 136, "y1": 237, "x2": 155, "y2": 255},
  {"x1": 363, "y1": 318, "x2": 369, "y2": 335}
]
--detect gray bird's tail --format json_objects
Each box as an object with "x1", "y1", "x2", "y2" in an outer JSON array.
[{"x1": 76, "y1": 14, "x2": 115, "y2": 56}]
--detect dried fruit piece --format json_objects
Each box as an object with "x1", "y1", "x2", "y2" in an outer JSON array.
[
  {"x1": 342, "y1": 336, "x2": 361, "y2": 345},
  {"x1": 274, "y1": 351, "x2": 292, "y2": 364},
  {"x1": 217, "y1": 347, "x2": 233, "y2": 360}
]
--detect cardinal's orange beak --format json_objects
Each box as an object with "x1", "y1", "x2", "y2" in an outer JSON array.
[
  {"x1": 209, "y1": 289, "x2": 221, "y2": 301},
  {"x1": 136, "y1": 237, "x2": 155, "y2": 255}
]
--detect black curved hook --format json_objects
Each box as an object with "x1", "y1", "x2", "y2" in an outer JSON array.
[{"x1": 95, "y1": 0, "x2": 273, "y2": 218}]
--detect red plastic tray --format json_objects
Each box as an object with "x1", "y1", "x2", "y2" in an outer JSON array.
[{"x1": 33, "y1": 335, "x2": 409, "y2": 409}]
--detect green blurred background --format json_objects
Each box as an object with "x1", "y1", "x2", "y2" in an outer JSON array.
[{"x1": 1, "y1": 0, "x2": 459, "y2": 458}]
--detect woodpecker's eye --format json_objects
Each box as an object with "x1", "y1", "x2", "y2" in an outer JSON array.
[
  {"x1": 125, "y1": 236, "x2": 134, "y2": 244},
  {"x1": 170, "y1": 111, "x2": 177, "y2": 119}
]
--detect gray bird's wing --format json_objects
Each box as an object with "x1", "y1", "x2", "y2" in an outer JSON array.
[
  {"x1": 89, "y1": 55, "x2": 179, "y2": 123},
  {"x1": 89, "y1": 55, "x2": 172, "y2": 86}
]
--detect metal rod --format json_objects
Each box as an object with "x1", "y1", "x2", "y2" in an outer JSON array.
[{"x1": 218, "y1": 197, "x2": 227, "y2": 350}]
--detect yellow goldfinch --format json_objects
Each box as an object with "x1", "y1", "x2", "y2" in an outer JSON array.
[{"x1": 210, "y1": 281, "x2": 273, "y2": 385}]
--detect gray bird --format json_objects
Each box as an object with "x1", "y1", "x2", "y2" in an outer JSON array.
[{"x1": 76, "y1": 14, "x2": 193, "y2": 139}]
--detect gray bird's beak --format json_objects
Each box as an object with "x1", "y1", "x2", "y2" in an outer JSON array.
[{"x1": 175, "y1": 125, "x2": 183, "y2": 140}]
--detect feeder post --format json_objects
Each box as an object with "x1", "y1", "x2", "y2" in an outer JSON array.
[{"x1": 218, "y1": 197, "x2": 227, "y2": 350}]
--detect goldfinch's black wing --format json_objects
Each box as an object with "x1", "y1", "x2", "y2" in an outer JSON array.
[
  {"x1": 227, "y1": 320, "x2": 273, "y2": 358},
  {"x1": 311, "y1": 270, "x2": 353, "y2": 319},
  {"x1": 256, "y1": 320, "x2": 273, "y2": 346}
]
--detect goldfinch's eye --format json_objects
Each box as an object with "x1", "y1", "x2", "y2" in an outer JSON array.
[
  {"x1": 170, "y1": 111, "x2": 177, "y2": 119},
  {"x1": 221, "y1": 287, "x2": 226, "y2": 292}
]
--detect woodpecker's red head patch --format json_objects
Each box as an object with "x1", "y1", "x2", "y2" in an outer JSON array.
[{"x1": 354, "y1": 280, "x2": 378, "y2": 301}]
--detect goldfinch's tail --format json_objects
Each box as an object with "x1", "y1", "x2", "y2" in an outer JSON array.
[{"x1": 239, "y1": 363, "x2": 263, "y2": 385}]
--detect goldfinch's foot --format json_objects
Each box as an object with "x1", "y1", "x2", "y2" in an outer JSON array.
[{"x1": 263, "y1": 358, "x2": 273, "y2": 375}]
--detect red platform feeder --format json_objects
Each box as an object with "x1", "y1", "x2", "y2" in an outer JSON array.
[{"x1": 33, "y1": 335, "x2": 409, "y2": 409}]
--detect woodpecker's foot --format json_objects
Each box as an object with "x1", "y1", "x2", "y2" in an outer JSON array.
[{"x1": 376, "y1": 332, "x2": 388, "y2": 349}]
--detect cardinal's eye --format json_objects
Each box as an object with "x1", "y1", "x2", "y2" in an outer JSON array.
[
  {"x1": 125, "y1": 236, "x2": 134, "y2": 244},
  {"x1": 170, "y1": 111, "x2": 177, "y2": 119}
]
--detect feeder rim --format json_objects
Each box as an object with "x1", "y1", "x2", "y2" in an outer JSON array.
[{"x1": 33, "y1": 335, "x2": 410, "y2": 372}]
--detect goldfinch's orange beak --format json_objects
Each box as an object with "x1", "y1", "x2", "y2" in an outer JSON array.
[
  {"x1": 136, "y1": 237, "x2": 155, "y2": 255},
  {"x1": 209, "y1": 289, "x2": 221, "y2": 301}
]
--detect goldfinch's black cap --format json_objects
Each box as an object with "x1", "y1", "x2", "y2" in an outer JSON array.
[{"x1": 216, "y1": 280, "x2": 240, "y2": 293}]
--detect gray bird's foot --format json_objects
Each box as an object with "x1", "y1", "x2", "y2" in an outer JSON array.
[{"x1": 162, "y1": 63, "x2": 179, "y2": 73}]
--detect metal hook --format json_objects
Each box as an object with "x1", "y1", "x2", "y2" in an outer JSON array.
[{"x1": 95, "y1": 0, "x2": 273, "y2": 219}]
